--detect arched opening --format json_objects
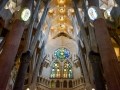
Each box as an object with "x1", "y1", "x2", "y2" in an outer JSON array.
[
  {"x1": 56, "y1": 80, "x2": 60, "y2": 88},
  {"x1": 63, "y1": 61, "x2": 73, "y2": 79},
  {"x1": 48, "y1": 81, "x2": 50, "y2": 86},
  {"x1": 39, "y1": 77, "x2": 42, "y2": 83},
  {"x1": 78, "y1": 79, "x2": 80, "y2": 84},
  {"x1": 43, "y1": 78, "x2": 45, "y2": 84},
  {"x1": 45, "y1": 79, "x2": 47, "y2": 85},
  {"x1": 50, "y1": 61, "x2": 61, "y2": 78},
  {"x1": 51, "y1": 80, "x2": 55, "y2": 88},
  {"x1": 63, "y1": 80, "x2": 67, "y2": 88},
  {"x1": 69, "y1": 80, "x2": 72, "y2": 88},
  {"x1": 81, "y1": 77, "x2": 85, "y2": 83},
  {"x1": 73, "y1": 81, "x2": 75, "y2": 87}
]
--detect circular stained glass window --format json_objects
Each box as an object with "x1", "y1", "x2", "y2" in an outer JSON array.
[{"x1": 54, "y1": 48, "x2": 70, "y2": 60}]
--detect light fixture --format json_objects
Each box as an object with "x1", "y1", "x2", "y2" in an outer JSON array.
[
  {"x1": 60, "y1": 24, "x2": 66, "y2": 29},
  {"x1": 21, "y1": 8, "x2": 31, "y2": 21},
  {"x1": 88, "y1": 7, "x2": 98, "y2": 20},
  {"x1": 55, "y1": 64, "x2": 57, "y2": 66},
  {"x1": 26, "y1": 88, "x2": 30, "y2": 90},
  {"x1": 59, "y1": 16, "x2": 65, "y2": 21},
  {"x1": 64, "y1": 69, "x2": 66, "y2": 71},
  {"x1": 59, "y1": 7, "x2": 66, "y2": 14},
  {"x1": 49, "y1": 9, "x2": 54, "y2": 14},
  {"x1": 51, "y1": 27, "x2": 54, "y2": 30},
  {"x1": 57, "y1": 69, "x2": 60, "y2": 71},
  {"x1": 69, "y1": 8, "x2": 74, "y2": 14}
]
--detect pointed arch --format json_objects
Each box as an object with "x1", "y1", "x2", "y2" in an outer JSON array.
[
  {"x1": 56, "y1": 80, "x2": 60, "y2": 88},
  {"x1": 63, "y1": 61, "x2": 73, "y2": 78},
  {"x1": 51, "y1": 80, "x2": 55, "y2": 88},
  {"x1": 63, "y1": 80, "x2": 67, "y2": 88},
  {"x1": 69, "y1": 80, "x2": 73, "y2": 88},
  {"x1": 50, "y1": 61, "x2": 61, "y2": 78}
]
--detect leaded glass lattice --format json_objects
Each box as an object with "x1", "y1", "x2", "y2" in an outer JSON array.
[
  {"x1": 50, "y1": 61, "x2": 73, "y2": 79},
  {"x1": 54, "y1": 48, "x2": 70, "y2": 61}
]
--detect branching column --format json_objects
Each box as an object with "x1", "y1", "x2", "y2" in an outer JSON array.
[
  {"x1": 72, "y1": 0, "x2": 92, "y2": 89},
  {"x1": 0, "y1": 0, "x2": 33, "y2": 89},
  {"x1": 29, "y1": 0, "x2": 50, "y2": 54},
  {"x1": 78, "y1": 41, "x2": 92, "y2": 90},
  {"x1": 82, "y1": 0, "x2": 106, "y2": 89},
  {"x1": 0, "y1": 20, "x2": 25, "y2": 90},
  {"x1": 93, "y1": 18, "x2": 120, "y2": 90},
  {"x1": 13, "y1": 51, "x2": 31, "y2": 90},
  {"x1": 24, "y1": 0, "x2": 43, "y2": 51},
  {"x1": 87, "y1": 0, "x2": 120, "y2": 89},
  {"x1": 30, "y1": 43, "x2": 45, "y2": 90},
  {"x1": 29, "y1": 1, "x2": 50, "y2": 87},
  {"x1": 89, "y1": 51, "x2": 106, "y2": 90}
]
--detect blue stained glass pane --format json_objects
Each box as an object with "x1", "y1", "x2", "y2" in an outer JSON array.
[{"x1": 54, "y1": 48, "x2": 70, "y2": 60}]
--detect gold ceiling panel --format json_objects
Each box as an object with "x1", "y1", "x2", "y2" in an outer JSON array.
[
  {"x1": 51, "y1": 16, "x2": 72, "y2": 26},
  {"x1": 57, "y1": 0, "x2": 67, "y2": 5},
  {"x1": 48, "y1": 0, "x2": 74, "y2": 35},
  {"x1": 57, "y1": 6, "x2": 67, "y2": 15},
  {"x1": 59, "y1": 16, "x2": 66, "y2": 22},
  {"x1": 48, "y1": 9, "x2": 54, "y2": 15}
]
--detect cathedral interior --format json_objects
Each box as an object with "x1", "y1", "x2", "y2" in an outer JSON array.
[{"x1": 0, "y1": 0, "x2": 120, "y2": 90}]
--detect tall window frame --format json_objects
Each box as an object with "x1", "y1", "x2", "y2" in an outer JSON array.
[{"x1": 50, "y1": 61, "x2": 73, "y2": 79}]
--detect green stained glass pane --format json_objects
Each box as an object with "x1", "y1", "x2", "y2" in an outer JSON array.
[{"x1": 54, "y1": 48, "x2": 70, "y2": 61}]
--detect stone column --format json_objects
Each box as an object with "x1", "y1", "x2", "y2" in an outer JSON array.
[
  {"x1": 78, "y1": 41, "x2": 92, "y2": 90},
  {"x1": 24, "y1": 0, "x2": 43, "y2": 51},
  {"x1": 89, "y1": 51, "x2": 106, "y2": 90},
  {"x1": 87, "y1": 0, "x2": 120, "y2": 89},
  {"x1": 13, "y1": 51, "x2": 31, "y2": 90},
  {"x1": 31, "y1": 44, "x2": 47, "y2": 90},
  {"x1": 0, "y1": 0, "x2": 33, "y2": 89},
  {"x1": 93, "y1": 18, "x2": 120, "y2": 90},
  {"x1": 0, "y1": 20, "x2": 25, "y2": 90},
  {"x1": 72, "y1": 1, "x2": 94, "y2": 87},
  {"x1": 29, "y1": 0, "x2": 50, "y2": 54}
]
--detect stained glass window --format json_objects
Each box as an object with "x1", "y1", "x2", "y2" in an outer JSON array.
[
  {"x1": 50, "y1": 61, "x2": 73, "y2": 79},
  {"x1": 63, "y1": 61, "x2": 73, "y2": 78},
  {"x1": 51, "y1": 61, "x2": 61, "y2": 78},
  {"x1": 54, "y1": 48, "x2": 70, "y2": 61}
]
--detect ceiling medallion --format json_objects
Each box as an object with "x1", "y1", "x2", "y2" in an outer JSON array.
[
  {"x1": 59, "y1": 7, "x2": 66, "y2": 14},
  {"x1": 59, "y1": 16, "x2": 65, "y2": 21},
  {"x1": 60, "y1": 24, "x2": 66, "y2": 30}
]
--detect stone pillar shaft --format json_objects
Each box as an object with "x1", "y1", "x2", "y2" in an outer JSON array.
[
  {"x1": 89, "y1": 51, "x2": 106, "y2": 90},
  {"x1": 94, "y1": 18, "x2": 120, "y2": 90},
  {"x1": 13, "y1": 51, "x2": 31, "y2": 90},
  {"x1": 24, "y1": 0, "x2": 42, "y2": 51},
  {"x1": 0, "y1": 20, "x2": 25, "y2": 90},
  {"x1": 30, "y1": 0, "x2": 50, "y2": 55}
]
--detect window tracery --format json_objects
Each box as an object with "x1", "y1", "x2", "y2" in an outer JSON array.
[
  {"x1": 50, "y1": 61, "x2": 73, "y2": 79},
  {"x1": 54, "y1": 48, "x2": 70, "y2": 61}
]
